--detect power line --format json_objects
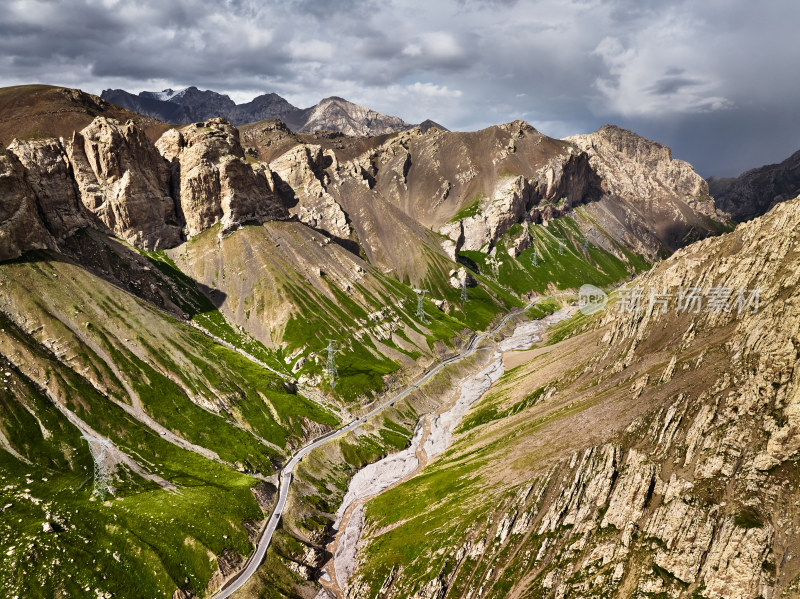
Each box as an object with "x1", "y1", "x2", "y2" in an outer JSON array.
[
  {"x1": 325, "y1": 339, "x2": 339, "y2": 388},
  {"x1": 416, "y1": 289, "x2": 429, "y2": 323},
  {"x1": 81, "y1": 434, "x2": 114, "y2": 500}
]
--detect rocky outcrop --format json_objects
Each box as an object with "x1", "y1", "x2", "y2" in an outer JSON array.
[
  {"x1": 68, "y1": 116, "x2": 182, "y2": 250},
  {"x1": 7, "y1": 138, "x2": 88, "y2": 240},
  {"x1": 0, "y1": 150, "x2": 55, "y2": 261},
  {"x1": 566, "y1": 125, "x2": 729, "y2": 251},
  {"x1": 566, "y1": 125, "x2": 711, "y2": 206},
  {"x1": 709, "y1": 148, "x2": 800, "y2": 221},
  {"x1": 155, "y1": 118, "x2": 287, "y2": 237},
  {"x1": 269, "y1": 144, "x2": 350, "y2": 238}
]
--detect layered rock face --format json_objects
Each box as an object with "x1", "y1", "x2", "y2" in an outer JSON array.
[
  {"x1": 342, "y1": 195, "x2": 800, "y2": 599},
  {"x1": 268, "y1": 144, "x2": 350, "y2": 239},
  {"x1": 0, "y1": 150, "x2": 56, "y2": 261},
  {"x1": 7, "y1": 138, "x2": 88, "y2": 241},
  {"x1": 566, "y1": 125, "x2": 709, "y2": 204},
  {"x1": 0, "y1": 116, "x2": 289, "y2": 260},
  {"x1": 156, "y1": 118, "x2": 288, "y2": 236},
  {"x1": 68, "y1": 116, "x2": 182, "y2": 250},
  {"x1": 566, "y1": 125, "x2": 727, "y2": 251}
]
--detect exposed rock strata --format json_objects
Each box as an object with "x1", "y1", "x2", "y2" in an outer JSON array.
[
  {"x1": 68, "y1": 116, "x2": 182, "y2": 250},
  {"x1": 155, "y1": 117, "x2": 287, "y2": 237}
]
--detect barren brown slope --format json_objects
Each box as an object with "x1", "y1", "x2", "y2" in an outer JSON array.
[{"x1": 0, "y1": 85, "x2": 170, "y2": 147}]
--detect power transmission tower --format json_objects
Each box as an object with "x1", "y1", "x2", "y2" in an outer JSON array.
[
  {"x1": 325, "y1": 339, "x2": 339, "y2": 387},
  {"x1": 582, "y1": 239, "x2": 590, "y2": 254},
  {"x1": 532, "y1": 249, "x2": 540, "y2": 267},
  {"x1": 81, "y1": 435, "x2": 114, "y2": 500},
  {"x1": 557, "y1": 238, "x2": 566, "y2": 254},
  {"x1": 416, "y1": 289, "x2": 429, "y2": 323},
  {"x1": 460, "y1": 276, "x2": 468, "y2": 302}
]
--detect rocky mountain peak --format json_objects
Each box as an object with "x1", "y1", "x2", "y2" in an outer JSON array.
[
  {"x1": 100, "y1": 87, "x2": 432, "y2": 136},
  {"x1": 68, "y1": 116, "x2": 182, "y2": 250},
  {"x1": 156, "y1": 117, "x2": 287, "y2": 237}
]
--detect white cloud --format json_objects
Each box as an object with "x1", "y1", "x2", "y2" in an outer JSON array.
[
  {"x1": 406, "y1": 82, "x2": 463, "y2": 98},
  {"x1": 289, "y1": 39, "x2": 335, "y2": 62}
]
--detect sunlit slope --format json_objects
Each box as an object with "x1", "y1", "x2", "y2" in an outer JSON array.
[
  {"x1": 344, "y1": 196, "x2": 800, "y2": 599},
  {"x1": 0, "y1": 248, "x2": 339, "y2": 598},
  {"x1": 167, "y1": 221, "x2": 519, "y2": 402}
]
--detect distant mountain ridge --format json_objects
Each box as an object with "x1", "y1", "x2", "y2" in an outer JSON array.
[
  {"x1": 100, "y1": 86, "x2": 442, "y2": 136},
  {"x1": 708, "y1": 148, "x2": 800, "y2": 222}
]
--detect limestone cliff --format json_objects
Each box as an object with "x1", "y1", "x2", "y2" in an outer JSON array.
[
  {"x1": 7, "y1": 138, "x2": 88, "y2": 241},
  {"x1": 155, "y1": 117, "x2": 288, "y2": 237},
  {"x1": 156, "y1": 119, "x2": 286, "y2": 237},
  {"x1": 68, "y1": 116, "x2": 182, "y2": 250},
  {"x1": 566, "y1": 125, "x2": 728, "y2": 251},
  {"x1": 0, "y1": 150, "x2": 56, "y2": 261}
]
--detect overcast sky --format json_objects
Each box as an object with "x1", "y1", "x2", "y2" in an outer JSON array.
[{"x1": 1, "y1": 0, "x2": 798, "y2": 176}]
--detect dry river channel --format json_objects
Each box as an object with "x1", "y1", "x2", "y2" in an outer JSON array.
[
  {"x1": 316, "y1": 306, "x2": 574, "y2": 599},
  {"x1": 213, "y1": 295, "x2": 574, "y2": 599}
]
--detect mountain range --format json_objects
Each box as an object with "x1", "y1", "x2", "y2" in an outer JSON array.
[
  {"x1": 100, "y1": 86, "x2": 445, "y2": 136},
  {"x1": 2, "y1": 83, "x2": 800, "y2": 599}
]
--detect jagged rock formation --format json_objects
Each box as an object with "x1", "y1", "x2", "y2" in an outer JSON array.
[
  {"x1": 0, "y1": 149, "x2": 57, "y2": 261},
  {"x1": 300, "y1": 96, "x2": 412, "y2": 136},
  {"x1": 155, "y1": 117, "x2": 287, "y2": 236},
  {"x1": 340, "y1": 195, "x2": 800, "y2": 599},
  {"x1": 0, "y1": 115, "x2": 289, "y2": 256},
  {"x1": 7, "y1": 138, "x2": 88, "y2": 241},
  {"x1": 268, "y1": 144, "x2": 350, "y2": 239},
  {"x1": 709, "y1": 148, "x2": 800, "y2": 221},
  {"x1": 101, "y1": 87, "x2": 430, "y2": 136},
  {"x1": 69, "y1": 116, "x2": 182, "y2": 250},
  {"x1": 566, "y1": 125, "x2": 727, "y2": 251}
]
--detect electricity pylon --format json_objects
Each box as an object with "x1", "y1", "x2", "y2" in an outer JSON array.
[
  {"x1": 532, "y1": 249, "x2": 541, "y2": 267},
  {"x1": 557, "y1": 238, "x2": 566, "y2": 254},
  {"x1": 325, "y1": 340, "x2": 339, "y2": 387},
  {"x1": 460, "y1": 277, "x2": 468, "y2": 302},
  {"x1": 416, "y1": 289, "x2": 429, "y2": 323},
  {"x1": 81, "y1": 434, "x2": 114, "y2": 500}
]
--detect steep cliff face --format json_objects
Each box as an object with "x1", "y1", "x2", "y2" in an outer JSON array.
[
  {"x1": 156, "y1": 117, "x2": 288, "y2": 237},
  {"x1": 340, "y1": 195, "x2": 800, "y2": 599},
  {"x1": 709, "y1": 148, "x2": 800, "y2": 222},
  {"x1": 567, "y1": 125, "x2": 727, "y2": 251},
  {"x1": 268, "y1": 143, "x2": 351, "y2": 239},
  {"x1": 7, "y1": 138, "x2": 88, "y2": 241},
  {"x1": 0, "y1": 150, "x2": 56, "y2": 261},
  {"x1": 68, "y1": 116, "x2": 182, "y2": 250}
]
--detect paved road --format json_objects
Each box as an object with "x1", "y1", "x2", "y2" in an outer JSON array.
[{"x1": 213, "y1": 294, "x2": 573, "y2": 598}]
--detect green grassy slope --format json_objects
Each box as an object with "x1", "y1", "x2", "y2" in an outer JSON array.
[{"x1": 0, "y1": 251, "x2": 339, "y2": 598}]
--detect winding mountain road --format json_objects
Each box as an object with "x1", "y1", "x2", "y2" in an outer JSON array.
[{"x1": 213, "y1": 294, "x2": 573, "y2": 598}]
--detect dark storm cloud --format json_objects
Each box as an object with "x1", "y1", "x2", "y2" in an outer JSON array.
[
  {"x1": 648, "y1": 76, "x2": 704, "y2": 97},
  {"x1": 0, "y1": 0, "x2": 799, "y2": 175}
]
